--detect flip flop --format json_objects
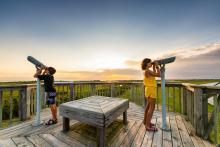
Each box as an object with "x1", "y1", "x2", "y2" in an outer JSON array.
[
  {"x1": 150, "y1": 122, "x2": 155, "y2": 126},
  {"x1": 46, "y1": 119, "x2": 57, "y2": 125},
  {"x1": 142, "y1": 120, "x2": 155, "y2": 127},
  {"x1": 146, "y1": 127, "x2": 158, "y2": 132}
]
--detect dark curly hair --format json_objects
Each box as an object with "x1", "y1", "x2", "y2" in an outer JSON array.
[
  {"x1": 48, "y1": 67, "x2": 56, "y2": 75},
  {"x1": 141, "y1": 58, "x2": 151, "y2": 70}
]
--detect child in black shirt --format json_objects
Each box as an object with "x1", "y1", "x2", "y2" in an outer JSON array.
[{"x1": 34, "y1": 66, "x2": 57, "y2": 125}]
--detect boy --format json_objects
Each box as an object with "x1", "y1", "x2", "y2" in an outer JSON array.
[{"x1": 34, "y1": 66, "x2": 57, "y2": 125}]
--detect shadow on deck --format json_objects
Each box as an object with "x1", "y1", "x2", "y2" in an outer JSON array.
[{"x1": 0, "y1": 102, "x2": 214, "y2": 147}]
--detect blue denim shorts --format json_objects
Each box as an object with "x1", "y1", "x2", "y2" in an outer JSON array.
[{"x1": 45, "y1": 92, "x2": 56, "y2": 105}]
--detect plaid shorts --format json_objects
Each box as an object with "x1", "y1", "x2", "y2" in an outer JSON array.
[{"x1": 45, "y1": 92, "x2": 56, "y2": 105}]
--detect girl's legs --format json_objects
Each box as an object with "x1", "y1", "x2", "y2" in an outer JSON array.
[
  {"x1": 145, "y1": 98, "x2": 157, "y2": 131},
  {"x1": 148, "y1": 98, "x2": 155, "y2": 126},
  {"x1": 143, "y1": 97, "x2": 150, "y2": 124}
]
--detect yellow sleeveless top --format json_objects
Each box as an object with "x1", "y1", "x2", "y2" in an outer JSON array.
[{"x1": 143, "y1": 75, "x2": 157, "y2": 87}]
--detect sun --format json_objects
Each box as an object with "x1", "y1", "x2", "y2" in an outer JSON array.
[{"x1": 92, "y1": 51, "x2": 126, "y2": 70}]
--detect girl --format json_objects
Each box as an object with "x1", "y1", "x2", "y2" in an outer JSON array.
[{"x1": 141, "y1": 58, "x2": 160, "y2": 131}]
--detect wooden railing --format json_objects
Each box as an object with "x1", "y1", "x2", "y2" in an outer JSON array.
[{"x1": 0, "y1": 81, "x2": 219, "y2": 144}]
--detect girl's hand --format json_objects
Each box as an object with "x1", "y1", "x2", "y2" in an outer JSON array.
[{"x1": 154, "y1": 61, "x2": 159, "y2": 66}]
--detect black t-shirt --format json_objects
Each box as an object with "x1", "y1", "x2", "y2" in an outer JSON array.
[{"x1": 37, "y1": 75, "x2": 56, "y2": 92}]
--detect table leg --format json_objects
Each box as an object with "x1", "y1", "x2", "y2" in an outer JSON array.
[
  {"x1": 97, "y1": 127, "x2": 105, "y2": 147},
  {"x1": 63, "y1": 117, "x2": 70, "y2": 132},
  {"x1": 123, "y1": 111, "x2": 127, "y2": 125}
]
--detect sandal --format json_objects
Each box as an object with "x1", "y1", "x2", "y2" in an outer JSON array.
[
  {"x1": 150, "y1": 122, "x2": 155, "y2": 127},
  {"x1": 146, "y1": 127, "x2": 158, "y2": 132},
  {"x1": 46, "y1": 119, "x2": 57, "y2": 125},
  {"x1": 142, "y1": 120, "x2": 155, "y2": 127}
]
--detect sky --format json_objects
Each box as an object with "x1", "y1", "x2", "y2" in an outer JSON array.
[{"x1": 0, "y1": 0, "x2": 220, "y2": 81}]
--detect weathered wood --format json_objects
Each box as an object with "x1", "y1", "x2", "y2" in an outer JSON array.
[
  {"x1": 213, "y1": 95, "x2": 219, "y2": 144},
  {"x1": 40, "y1": 133, "x2": 70, "y2": 147},
  {"x1": 176, "y1": 115, "x2": 194, "y2": 147},
  {"x1": 163, "y1": 117, "x2": 172, "y2": 147},
  {"x1": 97, "y1": 127, "x2": 105, "y2": 147},
  {"x1": 0, "y1": 99, "x2": 215, "y2": 147},
  {"x1": 91, "y1": 84, "x2": 96, "y2": 96},
  {"x1": 120, "y1": 120, "x2": 142, "y2": 147},
  {"x1": 59, "y1": 96, "x2": 129, "y2": 146},
  {"x1": 181, "y1": 87, "x2": 187, "y2": 115},
  {"x1": 27, "y1": 135, "x2": 52, "y2": 147},
  {"x1": 173, "y1": 87, "x2": 176, "y2": 112},
  {"x1": 182, "y1": 116, "x2": 206, "y2": 147},
  {"x1": 0, "y1": 91, "x2": 2, "y2": 127},
  {"x1": 141, "y1": 118, "x2": 156, "y2": 147},
  {"x1": 170, "y1": 116, "x2": 183, "y2": 147},
  {"x1": 9, "y1": 90, "x2": 13, "y2": 126},
  {"x1": 0, "y1": 138, "x2": 17, "y2": 147},
  {"x1": 130, "y1": 84, "x2": 135, "y2": 103},
  {"x1": 131, "y1": 123, "x2": 146, "y2": 147},
  {"x1": 194, "y1": 88, "x2": 208, "y2": 137},
  {"x1": 50, "y1": 129, "x2": 86, "y2": 147},
  {"x1": 12, "y1": 137, "x2": 35, "y2": 147},
  {"x1": 20, "y1": 89, "x2": 28, "y2": 121},
  {"x1": 105, "y1": 104, "x2": 129, "y2": 126},
  {"x1": 167, "y1": 87, "x2": 170, "y2": 111},
  {"x1": 151, "y1": 117, "x2": 162, "y2": 147},
  {"x1": 63, "y1": 117, "x2": 70, "y2": 132},
  {"x1": 123, "y1": 111, "x2": 127, "y2": 125}
]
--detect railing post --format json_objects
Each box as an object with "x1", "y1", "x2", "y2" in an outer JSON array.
[
  {"x1": 213, "y1": 94, "x2": 220, "y2": 144},
  {"x1": 21, "y1": 86, "x2": 32, "y2": 121},
  {"x1": 70, "y1": 83, "x2": 75, "y2": 101},
  {"x1": 141, "y1": 84, "x2": 146, "y2": 107},
  {"x1": 91, "y1": 83, "x2": 96, "y2": 96},
  {"x1": 0, "y1": 90, "x2": 2, "y2": 127},
  {"x1": 181, "y1": 87, "x2": 187, "y2": 115},
  {"x1": 9, "y1": 90, "x2": 13, "y2": 125},
  {"x1": 130, "y1": 84, "x2": 135, "y2": 103},
  {"x1": 194, "y1": 87, "x2": 207, "y2": 137},
  {"x1": 111, "y1": 83, "x2": 115, "y2": 97}
]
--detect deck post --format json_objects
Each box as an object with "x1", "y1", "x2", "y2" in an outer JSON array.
[
  {"x1": 19, "y1": 85, "x2": 33, "y2": 121},
  {"x1": 32, "y1": 78, "x2": 43, "y2": 126},
  {"x1": 97, "y1": 127, "x2": 105, "y2": 147},
  {"x1": 0, "y1": 91, "x2": 2, "y2": 127},
  {"x1": 91, "y1": 83, "x2": 96, "y2": 96},
  {"x1": 70, "y1": 82, "x2": 75, "y2": 101},
  {"x1": 194, "y1": 87, "x2": 207, "y2": 137},
  {"x1": 63, "y1": 117, "x2": 70, "y2": 132},
  {"x1": 123, "y1": 111, "x2": 127, "y2": 125},
  {"x1": 110, "y1": 83, "x2": 115, "y2": 97},
  {"x1": 181, "y1": 87, "x2": 187, "y2": 115},
  {"x1": 161, "y1": 65, "x2": 170, "y2": 131}
]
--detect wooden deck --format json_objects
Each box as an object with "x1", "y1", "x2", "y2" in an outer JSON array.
[{"x1": 0, "y1": 102, "x2": 214, "y2": 147}]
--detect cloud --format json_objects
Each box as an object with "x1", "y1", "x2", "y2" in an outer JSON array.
[
  {"x1": 1, "y1": 42, "x2": 220, "y2": 82},
  {"x1": 124, "y1": 42, "x2": 220, "y2": 79}
]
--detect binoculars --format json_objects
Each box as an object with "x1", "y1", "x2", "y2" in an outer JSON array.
[
  {"x1": 154, "y1": 56, "x2": 176, "y2": 65},
  {"x1": 27, "y1": 56, "x2": 46, "y2": 69}
]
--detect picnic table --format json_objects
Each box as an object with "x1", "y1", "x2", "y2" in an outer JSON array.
[{"x1": 59, "y1": 96, "x2": 129, "y2": 147}]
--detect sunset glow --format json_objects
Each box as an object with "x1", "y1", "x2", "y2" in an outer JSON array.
[{"x1": 0, "y1": 1, "x2": 220, "y2": 81}]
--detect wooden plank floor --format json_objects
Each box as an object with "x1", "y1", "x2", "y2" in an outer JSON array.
[{"x1": 0, "y1": 102, "x2": 214, "y2": 147}]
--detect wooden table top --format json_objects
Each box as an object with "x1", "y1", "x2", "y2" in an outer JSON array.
[{"x1": 59, "y1": 96, "x2": 129, "y2": 116}]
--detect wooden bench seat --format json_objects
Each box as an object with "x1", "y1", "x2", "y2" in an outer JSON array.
[{"x1": 59, "y1": 96, "x2": 129, "y2": 147}]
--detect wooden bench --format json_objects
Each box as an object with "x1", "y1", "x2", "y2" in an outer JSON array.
[{"x1": 59, "y1": 96, "x2": 129, "y2": 147}]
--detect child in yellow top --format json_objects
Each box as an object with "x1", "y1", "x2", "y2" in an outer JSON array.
[{"x1": 141, "y1": 58, "x2": 160, "y2": 131}]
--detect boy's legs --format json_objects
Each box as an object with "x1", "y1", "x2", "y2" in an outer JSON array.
[{"x1": 50, "y1": 104, "x2": 57, "y2": 120}]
